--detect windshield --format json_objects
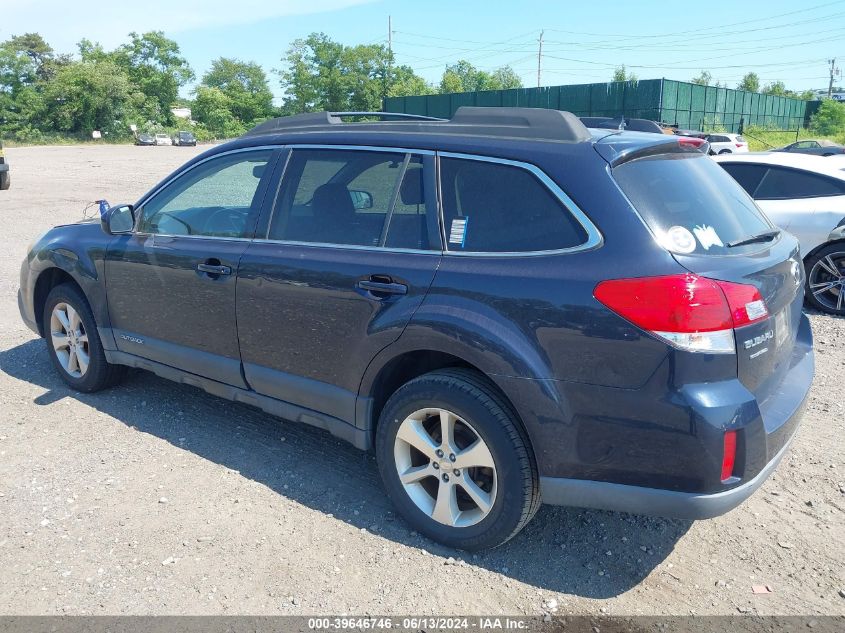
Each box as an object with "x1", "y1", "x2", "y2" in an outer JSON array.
[{"x1": 612, "y1": 153, "x2": 773, "y2": 255}]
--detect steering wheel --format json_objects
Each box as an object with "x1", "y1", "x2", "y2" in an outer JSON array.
[
  {"x1": 206, "y1": 207, "x2": 246, "y2": 237},
  {"x1": 154, "y1": 213, "x2": 192, "y2": 235}
]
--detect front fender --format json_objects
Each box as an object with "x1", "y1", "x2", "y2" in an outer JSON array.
[{"x1": 21, "y1": 222, "x2": 113, "y2": 338}]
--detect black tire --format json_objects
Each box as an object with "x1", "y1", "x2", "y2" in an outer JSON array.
[
  {"x1": 718, "y1": 149, "x2": 731, "y2": 154},
  {"x1": 0, "y1": 171, "x2": 9, "y2": 190},
  {"x1": 375, "y1": 368, "x2": 539, "y2": 550},
  {"x1": 804, "y1": 243, "x2": 845, "y2": 315},
  {"x1": 43, "y1": 283, "x2": 126, "y2": 392}
]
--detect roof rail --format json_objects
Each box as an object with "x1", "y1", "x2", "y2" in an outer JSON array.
[
  {"x1": 244, "y1": 111, "x2": 446, "y2": 136},
  {"x1": 243, "y1": 106, "x2": 592, "y2": 143},
  {"x1": 332, "y1": 112, "x2": 448, "y2": 121}
]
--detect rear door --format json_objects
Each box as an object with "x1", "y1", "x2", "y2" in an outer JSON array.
[{"x1": 235, "y1": 146, "x2": 441, "y2": 424}]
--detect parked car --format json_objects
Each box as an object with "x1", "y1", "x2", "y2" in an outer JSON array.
[
  {"x1": 154, "y1": 133, "x2": 173, "y2": 146},
  {"x1": 173, "y1": 131, "x2": 197, "y2": 147},
  {"x1": 19, "y1": 108, "x2": 813, "y2": 550},
  {"x1": 0, "y1": 140, "x2": 9, "y2": 190},
  {"x1": 775, "y1": 139, "x2": 845, "y2": 156},
  {"x1": 707, "y1": 133, "x2": 748, "y2": 155},
  {"x1": 579, "y1": 117, "x2": 664, "y2": 134},
  {"x1": 134, "y1": 133, "x2": 155, "y2": 146},
  {"x1": 581, "y1": 118, "x2": 709, "y2": 150},
  {"x1": 714, "y1": 152, "x2": 845, "y2": 315}
]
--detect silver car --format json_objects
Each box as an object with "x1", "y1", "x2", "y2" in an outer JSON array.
[{"x1": 714, "y1": 152, "x2": 845, "y2": 315}]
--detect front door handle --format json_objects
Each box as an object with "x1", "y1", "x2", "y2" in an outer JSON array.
[
  {"x1": 356, "y1": 277, "x2": 408, "y2": 296},
  {"x1": 197, "y1": 263, "x2": 231, "y2": 275}
]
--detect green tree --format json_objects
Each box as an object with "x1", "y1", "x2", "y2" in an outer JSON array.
[
  {"x1": 202, "y1": 57, "x2": 274, "y2": 124},
  {"x1": 389, "y1": 65, "x2": 434, "y2": 97},
  {"x1": 0, "y1": 35, "x2": 48, "y2": 134},
  {"x1": 278, "y1": 33, "x2": 428, "y2": 113},
  {"x1": 691, "y1": 70, "x2": 712, "y2": 86},
  {"x1": 737, "y1": 72, "x2": 760, "y2": 93},
  {"x1": 611, "y1": 65, "x2": 637, "y2": 82},
  {"x1": 5, "y1": 33, "x2": 58, "y2": 80},
  {"x1": 810, "y1": 99, "x2": 845, "y2": 135},
  {"x1": 762, "y1": 81, "x2": 786, "y2": 96},
  {"x1": 192, "y1": 85, "x2": 245, "y2": 138},
  {"x1": 439, "y1": 60, "x2": 523, "y2": 93},
  {"x1": 114, "y1": 31, "x2": 194, "y2": 122},
  {"x1": 43, "y1": 59, "x2": 136, "y2": 135}
]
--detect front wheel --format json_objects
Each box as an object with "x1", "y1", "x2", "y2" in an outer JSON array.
[
  {"x1": 804, "y1": 244, "x2": 845, "y2": 314},
  {"x1": 0, "y1": 171, "x2": 9, "y2": 190},
  {"x1": 375, "y1": 369, "x2": 539, "y2": 550},
  {"x1": 43, "y1": 283, "x2": 126, "y2": 391}
]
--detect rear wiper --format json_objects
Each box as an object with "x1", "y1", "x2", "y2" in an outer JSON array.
[{"x1": 726, "y1": 229, "x2": 781, "y2": 248}]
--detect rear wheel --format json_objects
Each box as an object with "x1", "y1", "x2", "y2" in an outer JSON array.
[
  {"x1": 805, "y1": 244, "x2": 845, "y2": 314},
  {"x1": 375, "y1": 369, "x2": 539, "y2": 550},
  {"x1": 718, "y1": 149, "x2": 731, "y2": 154},
  {"x1": 43, "y1": 284, "x2": 126, "y2": 391},
  {"x1": 0, "y1": 171, "x2": 9, "y2": 190}
]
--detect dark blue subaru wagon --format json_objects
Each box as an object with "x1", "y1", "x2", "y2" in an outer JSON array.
[{"x1": 18, "y1": 108, "x2": 814, "y2": 550}]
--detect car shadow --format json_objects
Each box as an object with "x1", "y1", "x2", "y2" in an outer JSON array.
[{"x1": 0, "y1": 338, "x2": 691, "y2": 599}]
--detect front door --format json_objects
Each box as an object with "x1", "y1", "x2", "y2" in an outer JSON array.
[
  {"x1": 236, "y1": 147, "x2": 441, "y2": 424},
  {"x1": 105, "y1": 148, "x2": 279, "y2": 386}
]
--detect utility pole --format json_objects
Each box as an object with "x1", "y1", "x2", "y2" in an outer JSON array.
[
  {"x1": 537, "y1": 30, "x2": 544, "y2": 88},
  {"x1": 828, "y1": 58, "x2": 837, "y2": 98},
  {"x1": 385, "y1": 15, "x2": 393, "y2": 102}
]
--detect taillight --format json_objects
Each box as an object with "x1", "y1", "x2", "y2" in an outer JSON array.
[
  {"x1": 678, "y1": 137, "x2": 705, "y2": 149},
  {"x1": 593, "y1": 274, "x2": 768, "y2": 353},
  {"x1": 735, "y1": 143, "x2": 745, "y2": 148},
  {"x1": 721, "y1": 430, "x2": 737, "y2": 482}
]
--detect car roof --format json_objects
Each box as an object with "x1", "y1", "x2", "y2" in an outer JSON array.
[
  {"x1": 712, "y1": 151, "x2": 845, "y2": 179},
  {"x1": 245, "y1": 108, "x2": 594, "y2": 144}
]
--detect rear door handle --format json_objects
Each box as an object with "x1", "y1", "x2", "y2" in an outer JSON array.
[
  {"x1": 197, "y1": 263, "x2": 231, "y2": 275},
  {"x1": 357, "y1": 278, "x2": 408, "y2": 296}
]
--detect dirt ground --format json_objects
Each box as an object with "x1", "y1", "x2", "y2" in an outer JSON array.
[{"x1": 0, "y1": 144, "x2": 842, "y2": 617}]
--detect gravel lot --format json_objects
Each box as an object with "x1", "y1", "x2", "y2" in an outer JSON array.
[{"x1": 0, "y1": 144, "x2": 843, "y2": 617}]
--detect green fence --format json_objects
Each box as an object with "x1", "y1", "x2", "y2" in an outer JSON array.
[{"x1": 383, "y1": 78, "x2": 817, "y2": 133}]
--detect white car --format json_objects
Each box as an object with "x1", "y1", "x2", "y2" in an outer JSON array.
[
  {"x1": 706, "y1": 133, "x2": 748, "y2": 155},
  {"x1": 154, "y1": 133, "x2": 173, "y2": 146},
  {"x1": 714, "y1": 152, "x2": 845, "y2": 314}
]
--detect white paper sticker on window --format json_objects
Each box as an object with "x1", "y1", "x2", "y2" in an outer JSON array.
[
  {"x1": 449, "y1": 217, "x2": 469, "y2": 247},
  {"x1": 663, "y1": 225, "x2": 696, "y2": 254},
  {"x1": 693, "y1": 224, "x2": 724, "y2": 250}
]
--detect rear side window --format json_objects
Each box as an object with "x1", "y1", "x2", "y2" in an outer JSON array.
[
  {"x1": 439, "y1": 157, "x2": 588, "y2": 252},
  {"x1": 754, "y1": 166, "x2": 845, "y2": 200},
  {"x1": 612, "y1": 153, "x2": 771, "y2": 255},
  {"x1": 719, "y1": 163, "x2": 768, "y2": 196}
]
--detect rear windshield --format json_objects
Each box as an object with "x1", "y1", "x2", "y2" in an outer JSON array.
[{"x1": 612, "y1": 153, "x2": 772, "y2": 255}]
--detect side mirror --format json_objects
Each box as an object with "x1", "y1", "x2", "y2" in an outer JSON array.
[
  {"x1": 101, "y1": 204, "x2": 135, "y2": 235},
  {"x1": 349, "y1": 189, "x2": 373, "y2": 210}
]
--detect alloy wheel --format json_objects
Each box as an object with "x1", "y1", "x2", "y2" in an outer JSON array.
[
  {"x1": 393, "y1": 408, "x2": 497, "y2": 528},
  {"x1": 808, "y1": 252, "x2": 845, "y2": 313},
  {"x1": 50, "y1": 302, "x2": 90, "y2": 378}
]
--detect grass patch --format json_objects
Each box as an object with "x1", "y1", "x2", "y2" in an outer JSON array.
[{"x1": 742, "y1": 126, "x2": 845, "y2": 151}]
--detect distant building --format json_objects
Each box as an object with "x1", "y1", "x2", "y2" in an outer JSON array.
[{"x1": 171, "y1": 107, "x2": 192, "y2": 120}]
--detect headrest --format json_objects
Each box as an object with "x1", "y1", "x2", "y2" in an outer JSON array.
[
  {"x1": 399, "y1": 167, "x2": 425, "y2": 206},
  {"x1": 312, "y1": 183, "x2": 355, "y2": 220}
]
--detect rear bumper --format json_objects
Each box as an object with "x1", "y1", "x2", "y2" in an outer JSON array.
[
  {"x1": 540, "y1": 415, "x2": 800, "y2": 518},
  {"x1": 538, "y1": 312, "x2": 813, "y2": 518},
  {"x1": 0, "y1": 163, "x2": 9, "y2": 173}
]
